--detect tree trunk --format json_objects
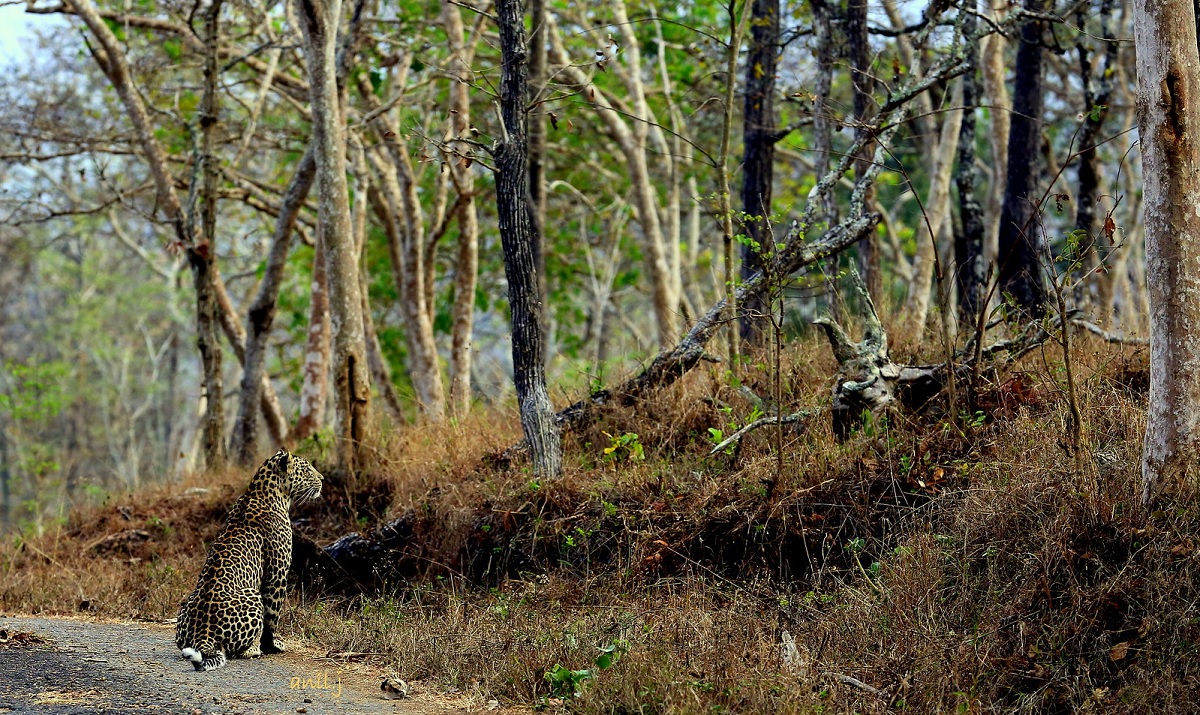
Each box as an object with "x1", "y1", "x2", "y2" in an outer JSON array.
[
  {"x1": 296, "y1": 0, "x2": 372, "y2": 470},
  {"x1": 846, "y1": 0, "x2": 879, "y2": 300},
  {"x1": 545, "y1": 10, "x2": 679, "y2": 349},
  {"x1": 293, "y1": 225, "x2": 332, "y2": 442},
  {"x1": 231, "y1": 148, "x2": 317, "y2": 464},
  {"x1": 65, "y1": 0, "x2": 225, "y2": 470},
  {"x1": 810, "y1": 0, "x2": 837, "y2": 224},
  {"x1": 980, "y1": 4, "x2": 1010, "y2": 272},
  {"x1": 904, "y1": 82, "x2": 963, "y2": 333},
  {"x1": 444, "y1": 0, "x2": 480, "y2": 418},
  {"x1": 738, "y1": 0, "x2": 780, "y2": 347},
  {"x1": 356, "y1": 78, "x2": 447, "y2": 421},
  {"x1": 997, "y1": 0, "x2": 1049, "y2": 316},
  {"x1": 954, "y1": 17, "x2": 986, "y2": 328},
  {"x1": 1072, "y1": 0, "x2": 1119, "y2": 313},
  {"x1": 1134, "y1": 0, "x2": 1200, "y2": 502},
  {"x1": 496, "y1": 0, "x2": 562, "y2": 478}
]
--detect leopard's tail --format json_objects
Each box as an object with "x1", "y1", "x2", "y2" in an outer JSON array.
[{"x1": 181, "y1": 646, "x2": 226, "y2": 671}]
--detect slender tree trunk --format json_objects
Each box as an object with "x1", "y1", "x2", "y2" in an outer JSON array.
[
  {"x1": 904, "y1": 82, "x2": 963, "y2": 333},
  {"x1": 811, "y1": 0, "x2": 837, "y2": 223},
  {"x1": 528, "y1": 0, "x2": 548, "y2": 335},
  {"x1": 231, "y1": 148, "x2": 316, "y2": 464},
  {"x1": 356, "y1": 77, "x2": 447, "y2": 421},
  {"x1": 444, "y1": 0, "x2": 479, "y2": 418},
  {"x1": 546, "y1": 9, "x2": 679, "y2": 348},
  {"x1": 293, "y1": 226, "x2": 331, "y2": 442},
  {"x1": 980, "y1": 4, "x2": 1010, "y2": 272},
  {"x1": 496, "y1": 0, "x2": 562, "y2": 478},
  {"x1": 846, "y1": 0, "x2": 878, "y2": 300},
  {"x1": 190, "y1": 0, "x2": 226, "y2": 470},
  {"x1": 954, "y1": 13, "x2": 986, "y2": 327},
  {"x1": 738, "y1": 0, "x2": 780, "y2": 347},
  {"x1": 1134, "y1": 0, "x2": 1200, "y2": 502},
  {"x1": 1072, "y1": 0, "x2": 1119, "y2": 312},
  {"x1": 296, "y1": 0, "x2": 372, "y2": 470},
  {"x1": 997, "y1": 0, "x2": 1049, "y2": 316},
  {"x1": 65, "y1": 0, "x2": 226, "y2": 469},
  {"x1": 717, "y1": 0, "x2": 749, "y2": 362}
]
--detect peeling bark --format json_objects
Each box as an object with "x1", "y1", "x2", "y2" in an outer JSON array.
[{"x1": 1133, "y1": 0, "x2": 1200, "y2": 501}]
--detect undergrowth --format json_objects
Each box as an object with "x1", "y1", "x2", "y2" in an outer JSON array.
[{"x1": 2, "y1": 333, "x2": 1195, "y2": 713}]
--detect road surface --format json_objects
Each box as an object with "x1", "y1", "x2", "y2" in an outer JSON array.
[{"x1": 0, "y1": 616, "x2": 450, "y2": 715}]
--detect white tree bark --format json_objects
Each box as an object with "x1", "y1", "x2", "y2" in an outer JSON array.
[
  {"x1": 904, "y1": 80, "x2": 963, "y2": 333},
  {"x1": 546, "y1": 10, "x2": 680, "y2": 348},
  {"x1": 444, "y1": 0, "x2": 480, "y2": 419},
  {"x1": 1133, "y1": 0, "x2": 1200, "y2": 502}
]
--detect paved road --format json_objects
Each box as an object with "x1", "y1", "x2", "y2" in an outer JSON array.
[{"x1": 0, "y1": 616, "x2": 441, "y2": 715}]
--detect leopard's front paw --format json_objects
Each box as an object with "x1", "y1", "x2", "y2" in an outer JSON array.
[{"x1": 242, "y1": 645, "x2": 263, "y2": 658}]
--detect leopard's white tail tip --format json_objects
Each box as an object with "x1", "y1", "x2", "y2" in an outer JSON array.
[{"x1": 181, "y1": 647, "x2": 225, "y2": 671}]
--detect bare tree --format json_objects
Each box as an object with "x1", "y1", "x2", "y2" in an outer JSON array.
[{"x1": 1133, "y1": 0, "x2": 1200, "y2": 502}]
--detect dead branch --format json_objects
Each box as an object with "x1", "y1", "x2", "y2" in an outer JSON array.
[{"x1": 707, "y1": 410, "x2": 820, "y2": 455}]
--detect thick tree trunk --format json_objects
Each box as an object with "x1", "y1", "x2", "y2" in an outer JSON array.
[
  {"x1": 1133, "y1": 0, "x2": 1200, "y2": 502},
  {"x1": 231, "y1": 148, "x2": 316, "y2": 464},
  {"x1": 997, "y1": 0, "x2": 1049, "y2": 316},
  {"x1": 296, "y1": 0, "x2": 372, "y2": 470},
  {"x1": 496, "y1": 0, "x2": 562, "y2": 478},
  {"x1": 444, "y1": 0, "x2": 480, "y2": 418},
  {"x1": 954, "y1": 19, "x2": 986, "y2": 327},
  {"x1": 738, "y1": 0, "x2": 780, "y2": 347}
]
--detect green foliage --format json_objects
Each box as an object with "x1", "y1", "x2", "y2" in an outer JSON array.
[
  {"x1": 602, "y1": 432, "x2": 644, "y2": 462},
  {"x1": 543, "y1": 640, "x2": 627, "y2": 701}
]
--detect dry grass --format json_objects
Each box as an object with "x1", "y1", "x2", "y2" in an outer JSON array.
[{"x1": 4, "y1": 332, "x2": 1199, "y2": 713}]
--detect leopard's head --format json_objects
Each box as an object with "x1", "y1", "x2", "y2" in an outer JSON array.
[{"x1": 269, "y1": 450, "x2": 323, "y2": 502}]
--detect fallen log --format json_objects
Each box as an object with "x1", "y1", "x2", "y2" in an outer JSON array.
[{"x1": 816, "y1": 271, "x2": 1064, "y2": 438}]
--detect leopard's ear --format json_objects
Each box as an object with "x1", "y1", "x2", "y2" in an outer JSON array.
[{"x1": 278, "y1": 450, "x2": 290, "y2": 471}]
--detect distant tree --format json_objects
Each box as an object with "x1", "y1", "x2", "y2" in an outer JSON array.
[
  {"x1": 996, "y1": 0, "x2": 1049, "y2": 316},
  {"x1": 495, "y1": 0, "x2": 562, "y2": 478},
  {"x1": 738, "y1": 0, "x2": 780, "y2": 347},
  {"x1": 1133, "y1": 0, "x2": 1200, "y2": 502}
]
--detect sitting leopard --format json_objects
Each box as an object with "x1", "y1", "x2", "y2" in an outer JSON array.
[{"x1": 175, "y1": 449, "x2": 323, "y2": 671}]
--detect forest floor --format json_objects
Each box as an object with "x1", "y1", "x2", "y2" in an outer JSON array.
[
  {"x1": 2, "y1": 332, "x2": 1198, "y2": 713},
  {"x1": 0, "y1": 616, "x2": 458, "y2": 714}
]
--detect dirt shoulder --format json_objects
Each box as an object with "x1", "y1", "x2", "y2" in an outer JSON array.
[{"x1": 0, "y1": 616, "x2": 450, "y2": 715}]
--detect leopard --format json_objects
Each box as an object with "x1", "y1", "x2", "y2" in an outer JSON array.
[{"x1": 175, "y1": 449, "x2": 323, "y2": 671}]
